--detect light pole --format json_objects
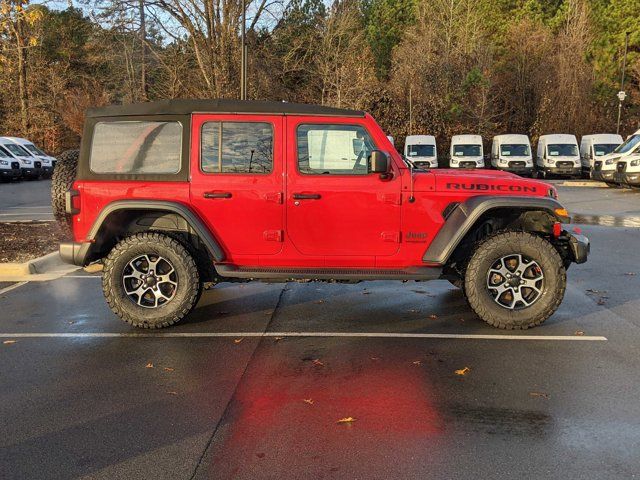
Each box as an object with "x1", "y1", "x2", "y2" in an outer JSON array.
[
  {"x1": 616, "y1": 32, "x2": 630, "y2": 135},
  {"x1": 240, "y1": 0, "x2": 247, "y2": 100}
]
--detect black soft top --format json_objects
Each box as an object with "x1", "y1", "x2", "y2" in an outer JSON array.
[{"x1": 86, "y1": 99, "x2": 365, "y2": 118}]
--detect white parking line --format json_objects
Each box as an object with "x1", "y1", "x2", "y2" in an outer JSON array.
[
  {"x1": 0, "y1": 332, "x2": 607, "y2": 341},
  {"x1": 0, "y1": 281, "x2": 28, "y2": 295}
]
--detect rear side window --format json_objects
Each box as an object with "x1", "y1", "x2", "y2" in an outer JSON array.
[
  {"x1": 201, "y1": 122, "x2": 273, "y2": 174},
  {"x1": 90, "y1": 121, "x2": 182, "y2": 174}
]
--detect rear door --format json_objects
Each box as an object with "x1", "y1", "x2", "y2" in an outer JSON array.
[
  {"x1": 285, "y1": 117, "x2": 401, "y2": 261},
  {"x1": 190, "y1": 114, "x2": 284, "y2": 258}
]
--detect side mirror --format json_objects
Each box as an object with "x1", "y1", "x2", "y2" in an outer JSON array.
[{"x1": 368, "y1": 150, "x2": 390, "y2": 174}]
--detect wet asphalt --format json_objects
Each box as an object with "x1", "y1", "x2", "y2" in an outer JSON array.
[{"x1": 1, "y1": 184, "x2": 640, "y2": 479}]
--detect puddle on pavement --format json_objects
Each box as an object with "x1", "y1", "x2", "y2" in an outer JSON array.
[{"x1": 572, "y1": 214, "x2": 640, "y2": 228}]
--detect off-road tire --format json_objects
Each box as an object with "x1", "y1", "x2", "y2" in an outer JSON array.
[
  {"x1": 102, "y1": 232, "x2": 201, "y2": 328},
  {"x1": 464, "y1": 231, "x2": 566, "y2": 329},
  {"x1": 51, "y1": 149, "x2": 79, "y2": 229},
  {"x1": 605, "y1": 181, "x2": 620, "y2": 188}
]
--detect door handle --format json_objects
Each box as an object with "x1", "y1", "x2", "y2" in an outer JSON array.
[
  {"x1": 203, "y1": 191, "x2": 232, "y2": 199},
  {"x1": 292, "y1": 193, "x2": 321, "y2": 200}
]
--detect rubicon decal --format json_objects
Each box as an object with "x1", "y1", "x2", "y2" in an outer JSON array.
[{"x1": 446, "y1": 183, "x2": 538, "y2": 193}]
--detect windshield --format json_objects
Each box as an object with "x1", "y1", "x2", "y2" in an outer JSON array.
[
  {"x1": 3, "y1": 144, "x2": 31, "y2": 157},
  {"x1": 25, "y1": 144, "x2": 46, "y2": 156},
  {"x1": 500, "y1": 144, "x2": 530, "y2": 156},
  {"x1": 453, "y1": 144, "x2": 481, "y2": 157},
  {"x1": 548, "y1": 144, "x2": 578, "y2": 157},
  {"x1": 408, "y1": 144, "x2": 435, "y2": 157},
  {"x1": 593, "y1": 144, "x2": 620, "y2": 156},
  {"x1": 614, "y1": 134, "x2": 640, "y2": 154}
]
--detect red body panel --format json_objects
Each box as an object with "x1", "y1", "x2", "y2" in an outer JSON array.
[{"x1": 73, "y1": 112, "x2": 554, "y2": 269}]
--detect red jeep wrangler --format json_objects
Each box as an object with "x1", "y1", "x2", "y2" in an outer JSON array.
[{"x1": 57, "y1": 99, "x2": 589, "y2": 330}]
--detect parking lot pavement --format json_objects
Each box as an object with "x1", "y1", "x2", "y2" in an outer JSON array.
[
  {"x1": 1, "y1": 188, "x2": 640, "y2": 479},
  {"x1": 0, "y1": 179, "x2": 53, "y2": 221}
]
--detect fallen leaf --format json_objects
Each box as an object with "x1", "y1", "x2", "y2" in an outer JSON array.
[
  {"x1": 145, "y1": 362, "x2": 154, "y2": 368},
  {"x1": 362, "y1": 291, "x2": 371, "y2": 295},
  {"x1": 3, "y1": 340, "x2": 16, "y2": 345},
  {"x1": 234, "y1": 338, "x2": 244, "y2": 344},
  {"x1": 455, "y1": 367, "x2": 470, "y2": 376},
  {"x1": 529, "y1": 392, "x2": 550, "y2": 399},
  {"x1": 167, "y1": 391, "x2": 178, "y2": 395},
  {"x1": 412, "y1": 360, "x2": 422, "y2": 365},
  {"x1": 337, "y1": 417, "x2": 356, "y2": 424},
  {"x1": 370, "y1": 356, "x2": 380, "y2": 361},
  {"x1": 624, "y1": 272, "x2": 636, "y2": 276},
  {"x1": 303, "y1": 398, "x2": 314, "y2": 405},
  {"x1": 312, "y1": 359, "x2": 325, "y2": 367},
  {"x1": 274, "y1": 337, "x2": 284, "y2": 342},
  {"x1": 429, "y1": 314, "x2": 438, "y2": 320},
  {"x1": 597, "y1": 298, "x2": 606, "y2": 305},
  {"x1": 313, "y1": 300, "x2": 325, "y2": 304},
  {"x1": 83, "y1": 263, "x2": 103, "y2": 273},
  {"x1": 164, "y1": 367, "x2": 174, "y2": 372},
  {"x1": 575, "y1": 331, "x2": 585, "y2": 336},
  {"x1": 256, "y1": 452, "x2": 265, "y2": 459},
  {"x1": 407, "y1": 308, "x2": 420, "y2": 313}
]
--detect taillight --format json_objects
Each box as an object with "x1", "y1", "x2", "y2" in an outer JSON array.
[{"x1": 65, "y1": 189, "x2": 80, "y2": 215}]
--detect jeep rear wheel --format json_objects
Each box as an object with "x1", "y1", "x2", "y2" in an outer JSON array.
[
  {"x1": 464, "y1": 231, "x2": 566, "y2": 329},
  {"x1": 102, "y1": 233, "x2": 201, "y2": 328}
]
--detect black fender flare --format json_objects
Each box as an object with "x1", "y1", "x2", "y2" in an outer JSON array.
[
  {"x1": 86, "y1": 200, "x2": 225, "y2": 262},
  {"x1": 423, "y1": 195, "x2": 569, "y2": 265}
]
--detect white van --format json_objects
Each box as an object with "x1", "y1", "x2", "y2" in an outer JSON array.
[
  {"x1": 449, "y1": 135, "x2": 484, "y2": 168},
  {"x1": 0, "y1": 145, "x2": 22, "y2": 181},
  {"x1": 579, "y1": 134, "x2": 622, "y2": 178},
  {"x1": 0, "y1": 138, "x2": 43, "y2": 179},
  {"x1": 2, "y1": 137, "x2": 55, "y2": 177},
  {"x1": 535, "y1": 134, "x2": 580, "y2": 178},
  {"x1": 613, "y1": 152, "x2": 640, "y2": 189},
  {"x1": 404, "y1": 135, "x2": 438, "y2": 169},
  {"x1": 490, "y1": 134, "x2": 533, "y2": 176},
  {"x1": 592, "y1": 129, "x2": 640, "y2": 187}
]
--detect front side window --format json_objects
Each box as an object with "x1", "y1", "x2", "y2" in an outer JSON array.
[
  {"x1": 500, "y1": 144, "x2": 530, "y2": 156},
  {"x1": 0, "y1": 146, "x2": 11, "y2": 158},
  {"x1": 25, "y1": 144, "x2": 46, "y2": 156},
  {"x1": 297, "y1": 124, "x2": 377, "y2": 175},
  {"x1": 548, "y1": 144, "x2": 578, "y2": 156},
  {"x1": 453, "y1": 145, "x2": 481, "y2": 157},
  {"x1": 201, "y1": 122, "x2": 273, "y2": 174},
  {"x1": 3, "y1": 144, "x2": 31, "y2": 158},
  {"x1": 408, "y1": 145, "x2": 435, "y2": 157},
  {"x1": 90, "y1": 121, "x2": 182, "y2": 174}
]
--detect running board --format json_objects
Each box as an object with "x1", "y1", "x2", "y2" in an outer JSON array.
[{"x1": 215, "y1": 265, "x2": 442, "y2": 281}]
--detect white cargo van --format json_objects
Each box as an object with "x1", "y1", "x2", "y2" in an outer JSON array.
[
  {"x1": 1, "y1": 137, "x2": 55, "y2": 178},
  {"x1": 613, "y1": 152, "x2": 640, "y2": 189},
  {"x1": 592, "y1": 129, "x2": 640, "y2": 187},
  {"x1": 0, "y1": 138, "x2": 43, "y2": 179},
  {"x1": 0, "y1": 145, "x2": 22, "y2": 182},
  {"x1": 490, "y1": 134, "x2": 533, "y2": 176},
  {"x1": 404, "y1": 135, "x2": 438, "y2": 169},
  {"x1": 579, "y1": 134, "x2": 622, "y2": 178},
  {"x1": 449, "y1": 135, "x2": 484, "y2": 168},
  {"x1": 535, "y1": 134, "x2": 580, "y2": 178}
]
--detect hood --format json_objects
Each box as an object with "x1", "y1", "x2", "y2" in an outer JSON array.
[{"x1": 411, "y1": 168, "x2": 551, "y2": 196}]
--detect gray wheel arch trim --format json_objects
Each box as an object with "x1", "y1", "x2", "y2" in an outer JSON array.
[
  {"x1": 88, "y1": 200, "x2": 225, "y2": 262},
  {"x1": 423, "y1": 195, "x2": 569, "y2": 265}
]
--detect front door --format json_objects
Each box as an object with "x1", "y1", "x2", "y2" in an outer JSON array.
[
  {"x1": 190, "y1": 114, "x2": 284, "y2": 259},
  {"x1": 285, "y1": 118, "x2": 401, "y2": 260}
]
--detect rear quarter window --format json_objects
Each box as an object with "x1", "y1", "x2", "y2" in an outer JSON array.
[{"x1": 90, "y1": 121, "x2": 182, "y2": 174}]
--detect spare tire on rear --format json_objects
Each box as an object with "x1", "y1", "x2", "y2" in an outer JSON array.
[{"x1": 51, "y1": 149, "x2": 79, "y2": 230}]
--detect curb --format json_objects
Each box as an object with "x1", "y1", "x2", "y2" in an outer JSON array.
[
  {"x1": 561, "y1": 181, "x2": 608, "y2": 188},
  {"x1": 0, "y1": 252, "x2": 79, "y2": 279}
]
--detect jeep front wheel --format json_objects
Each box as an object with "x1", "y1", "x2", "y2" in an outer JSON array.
[
  {"x1": 464, "y1": 231, "x2": 566, "y2": 329},
  {"x1": 102, "y1": 233, "x2": 201, "y2": 328}
]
